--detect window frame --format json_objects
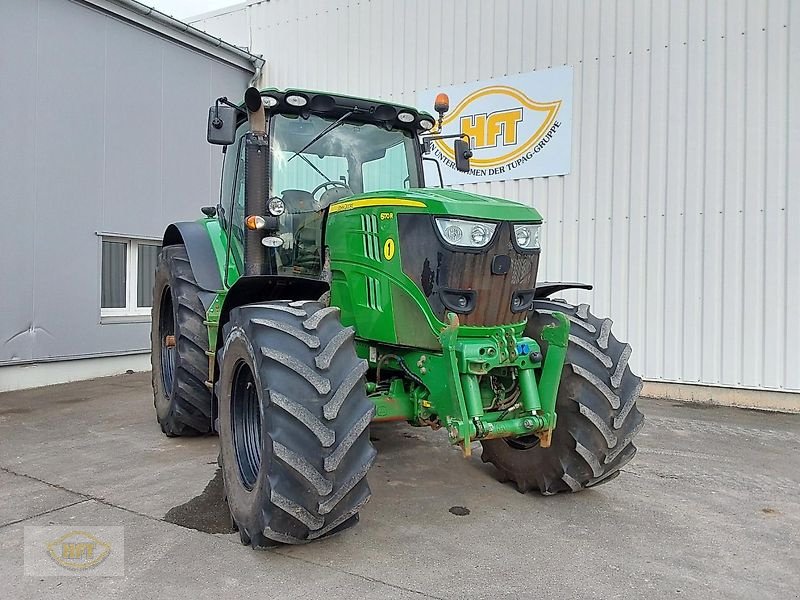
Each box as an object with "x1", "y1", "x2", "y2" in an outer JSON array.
[{"x1": 98, "y1": 234, "x2": 161, "y2": 320}]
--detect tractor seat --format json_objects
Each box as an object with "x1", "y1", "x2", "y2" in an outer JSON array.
[
  {"x1": 318, "y1": 185, "x2": 353, "y2": 208},
  {"x1": 280, "y1": 189, "x2": 316, "y2": 212}
]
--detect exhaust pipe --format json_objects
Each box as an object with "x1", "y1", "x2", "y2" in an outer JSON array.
[
  {"x1": 244, "y1": 86, "x2": 266, "y2": 134},
  {"x1": 243, "y1": 87, "x2": 269, "y2": 275}
]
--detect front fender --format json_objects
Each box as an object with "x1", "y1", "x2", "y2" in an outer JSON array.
[
  {"x1": 218, "y1": 275, "x2": 330, "y2": 337},
  {"x1": 534, "y1": 281, "x2": 592, "y2": 299}
]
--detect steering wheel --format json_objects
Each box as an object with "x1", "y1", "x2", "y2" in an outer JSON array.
[{"x1": 311, "y1": 180, "x2": 352, "y2": 202}]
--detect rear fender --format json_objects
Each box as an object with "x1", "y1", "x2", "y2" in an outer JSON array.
[{"x1": 163, "y1": 222, "x2": 224, "y2": 311}]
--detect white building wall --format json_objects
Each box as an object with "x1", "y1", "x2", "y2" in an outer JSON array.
[
  {"x1": 0, "y1": 0, "x2": 254, "y2": 391},
  {"x1": 192, "y1": 0, "x2": 800, "y2": 394}
]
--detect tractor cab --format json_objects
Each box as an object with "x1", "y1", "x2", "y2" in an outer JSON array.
[{"x1": 207, "y1": 88, "x2": 459, "y2": 278}]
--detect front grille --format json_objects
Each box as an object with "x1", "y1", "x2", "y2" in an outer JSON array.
[{"x1": 398, "y1": 215, "x2": 539, "y2": 326}]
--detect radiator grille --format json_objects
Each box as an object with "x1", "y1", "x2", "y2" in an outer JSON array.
[
  {"x1": 365, "y1": 276, "x2": 382, "y2": 311},
  {"x1": 360, "y1": 214, "x2": 381, "y2": 262},
  {"x1": 398, "y1": 215, "x2": 539, "y2": 327}
]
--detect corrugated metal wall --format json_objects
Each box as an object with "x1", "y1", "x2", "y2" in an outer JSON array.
[
  {"x1": 0, "y1": 0, "x2": 252, "y2": 365},
  {"x1": 192, "y1": 0, "x2": 799, "y2": 393}
]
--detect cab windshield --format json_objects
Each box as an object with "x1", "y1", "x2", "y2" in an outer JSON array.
[
  {"x1": 266, "y1": 112, "x2": 421, "y2": 276},
  {"x1": 270, "y1": 112, "x2": 421, "y2": 212}
]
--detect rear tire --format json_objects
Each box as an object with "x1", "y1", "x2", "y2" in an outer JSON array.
[
  {"x1": 218, "y1": 301, "x2": 375, "y2": 546},
  {"x1": 481, "y1": 299, "x2": 644, "y2": 494},
  {"x1": 151, "y1": 245, "x2": 213, "y2": 436}
]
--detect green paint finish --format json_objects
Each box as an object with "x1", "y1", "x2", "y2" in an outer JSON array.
[
  {"x1": 536, "y1": 312, "x2": 571, "y2": 430},
  {"x1": 367, "y1": 378, "x2": 423, "y2": 422},
  {"x1": 199, "y1": 217, "x2": 239, "y2": 289},
  {"x1": 186, "y1": 186, "x2": 564, "y2": 449},
  {"x1": 352, "y1": 308, "x2": 568, "y2": 448},
  {"x1": 336, "y1": 187, "x2": 541, "y2": 222},
  {"x1": 326, "y1": 193, "x2": 539, "y2": 348},
  {"x1": 195, "y1": 218, "x2": 235, "y2": 357}
]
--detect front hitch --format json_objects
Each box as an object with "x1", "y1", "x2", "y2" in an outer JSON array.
[
  {"x1": 531, "y1": 311, "x2": 570, "y2": 447},
  {"x1": 440, "y1": 311, "x2": 570, "y2": 456}
]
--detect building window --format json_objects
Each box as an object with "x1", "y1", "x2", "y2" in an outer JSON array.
[{"x1": 101, "y1": 238, "x2": 161, "y2": 318}]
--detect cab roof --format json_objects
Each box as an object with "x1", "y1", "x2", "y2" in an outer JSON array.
[{"x1": 255, "y1": 87, "x2": 436, "y2": 133}]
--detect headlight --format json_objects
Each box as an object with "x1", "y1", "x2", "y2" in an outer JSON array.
[
  {"x1": 470, "y1": 224, "x2": 490, "y2": 245},
  {"x1": 268, "y1": 197, "x2": 286, "y2": 216},
  {"x1": 435, "y1": 218, "x2": 498, "y2": 248},
  {"x1": 513, "y1": 224, "x2": 541, "y2": 250}
]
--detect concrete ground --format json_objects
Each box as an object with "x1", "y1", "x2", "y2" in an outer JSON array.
[{"x1": 0, "y1": 374, "x2": 798, "y2": 599}]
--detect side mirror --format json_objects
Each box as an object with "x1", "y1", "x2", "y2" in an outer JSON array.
[
  {"x1": 207, "y1": 105, "x2": 237, "y2": 145},
  {"x1": 453, "y1": 138, "x2": 472, "y2": 173}
]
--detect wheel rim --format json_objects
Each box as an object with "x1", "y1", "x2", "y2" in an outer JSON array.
[
  {"x1": 230, "y1": 361, "x2": 262, "y2": 491},
  {"x1": 159, "y1": 288, "x2": 176, "y2": 396}
]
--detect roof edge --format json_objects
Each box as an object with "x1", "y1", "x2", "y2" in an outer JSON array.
[
  {"x1": 186, "y1": 1, "x2": 252, "y2": 23},
  {"x1": 75, "y1": 0, "x2": 264, "y2": 76}
]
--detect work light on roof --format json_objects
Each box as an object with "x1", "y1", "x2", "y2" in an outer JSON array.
[
  {"x1": 397, "y1": 111, "x2": 415, "y2": 123},
  {"x1": 262, "y1": 95, "x2": 279, "y2": 108},
  {"x1": 285, "y1": 94, "x2": 308, "y2": 107}
]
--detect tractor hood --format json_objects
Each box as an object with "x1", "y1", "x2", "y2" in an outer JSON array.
[{"x1": 332, "y1": 188, "x2": 542, "y2": 222}]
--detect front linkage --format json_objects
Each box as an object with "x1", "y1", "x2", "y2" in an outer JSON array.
[{"x1": 365, "y1": 311, "x2": 570, "y2": 456}]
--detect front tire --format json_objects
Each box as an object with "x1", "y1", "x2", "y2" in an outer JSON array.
[
  {"x1": 218, "y1": 301, "x2": 375, "y2": 547},
  {"x1": 481, "y1": 300, "x2": 645, "y2": 494}
]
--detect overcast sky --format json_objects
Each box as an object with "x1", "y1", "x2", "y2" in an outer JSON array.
[{"x1": 148, "y1": 0, "x2": 240, "y2": 20}]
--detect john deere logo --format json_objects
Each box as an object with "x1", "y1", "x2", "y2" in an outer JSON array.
[
  {"x1": 46, "y1": 530, "x2": 112, "y2": 570},
  {"x1": 433, "y1": 85, "x2": 563, "y2": 177}
]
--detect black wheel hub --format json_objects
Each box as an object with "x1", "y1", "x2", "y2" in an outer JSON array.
[
  {"x1": 504, "y1": 434, "x2": 541, "y2": 450},
  {"x1": 230, "y1": 361, "x2": 262, "y2": 490},
  {"x1": 159, "y1": 289, "x2": 176, "y2": 396}
]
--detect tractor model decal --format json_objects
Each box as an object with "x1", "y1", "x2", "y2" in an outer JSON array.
[{"x1": 329, "y1": 198, "x2": 426, "y2": 214}]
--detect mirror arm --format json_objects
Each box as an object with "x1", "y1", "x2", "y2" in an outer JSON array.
[
  {"x1": 422, "y1": 157, "x2": 445, "y2": 188},
  {"x1": 422, "y1": 132, "x2": 469, "y2": 145},
  {"x1": 420, "y1": 133, "x2": 473, "y2": 157},
  {"x1": 209, "y1": 97, "x2": 247, "y2": 134},
  {"x1": 214, "y1": 96, "x2": 247, "y2": 121}
]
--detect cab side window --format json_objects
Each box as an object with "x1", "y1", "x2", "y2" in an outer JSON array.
[
  {"x1": 218, "y1": 122, "x2": 248, "y2": 230},
  {"x1": 230, "y1": 135, "x2": 247, "y2": 274}
]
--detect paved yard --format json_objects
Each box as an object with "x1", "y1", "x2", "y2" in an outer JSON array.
[{"x1": 0, "y1": 373, "x2": 798, "y2": 599}]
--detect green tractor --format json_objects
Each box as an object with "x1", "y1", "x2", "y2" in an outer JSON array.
[{"x1": 151, "y1": 86, "x2": 644, "y2": 547}]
